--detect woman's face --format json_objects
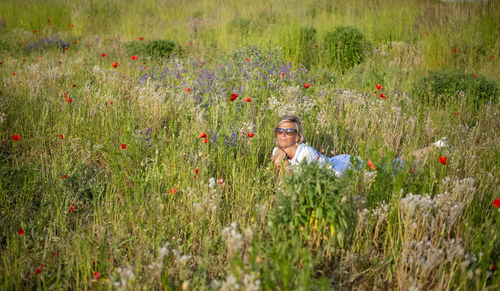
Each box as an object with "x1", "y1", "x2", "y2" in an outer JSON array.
[{"x1": 275, "y1": 121, "x2": 299, "y2": 148}]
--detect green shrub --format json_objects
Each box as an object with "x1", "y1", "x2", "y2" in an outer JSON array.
[
  {"x1": 270, "y1": 161, "x2": 355, "y2": 249},
  {"x1": 413, "y1": 71, "x2": 499, "y2": 106},
  {"x1": 297, "y1": 26, "x2": 318, "y2": 69},
  {"x1": 123, "y1": 39, "x2": 182, "y2": 60},
  {"x1": 323, "y1": 26, "x2": 370, "y2": 72}
]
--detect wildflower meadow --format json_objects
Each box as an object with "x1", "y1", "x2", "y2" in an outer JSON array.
[{"x1": 1, "y1": 0, "x2": 499, "y2": 290}]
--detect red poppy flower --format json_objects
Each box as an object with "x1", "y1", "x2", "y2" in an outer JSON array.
[
  {"x1": 242, "y1": 132, "x2": 246, "y2": 136},
  {"x1": 376, "y1": 84, "x2": 382, "y2": 90},
  {"x1": 47, "y1": 19, "x2": 50, "y2": 23},
  {"x1": 473, "y1": 74, "x2": 476, "y2": 78},
  {"x1": 243, "y1": 96, "x2": 251, "y2": 102},
  {"x1": 410, "y1": 168, "x2": 415, "y2": 173},
  {"x1": 424, "y1": 31, "x2": 429, "y2": 36},
  {"x1": 217, "y1": 178, "x2": 224, "y2": 185},
  {"x1": 0, "y1": 61, "x2": 2, "y2": 65},
  {"x1": 121, "y1": 144, "x2": 126, "y2": 149},
  {"x1": 304, "y1": 83, "x2": 310, "y2": 89},
  {"x1": 93, "y1": 271, "x2": 101, "y2": 280},
  {"x1": 73, "y1": 41, "x2": 77, "y2": 44},
  {"x1": 454, "y1": 112, "x2": 459, "y2": 116},
  {"x1": 101, "y1": 53, "x2": 106, "y2": 57},
  {"x1": 491, "y1": 56, "x2": 495, "y2": 60},
  {"x1": 195, "y1": 168, "x2": 199, "y2": 174},
  {"x1": 230, "y1": 93, "x2": 238, "y2": 102},
  {"x1": 170, "y1": 164, "x2": 174, "y2": 167},
  {"x1": 35, "y1": 264, "x2": 43, "y2": 275},
  {"x1": 281, "y1": 73, "x2": 284, "y2": 77},
  {"x1": 185, "y1": 87, "x2": 191, "y2": 93},
  {"x1": 452, "y1": 49, "x2": 457, "y2": 53},
  {"x1": 62, "y1": 175, "x2": 68, "y2": 178},
  {"x1": 72, "y1": 84, "x2": 76, "y2": 88},
  {"x1": 491, "y1": 264, "x2": 497, "y2": 270},
  {"x1": 170, "y1": 188, "x2": 176, "y2": 194},
  {"x1": 199, "y1": 131, "x2": 207, "y2": 138},
  {"x1": 12, "y1": 72, "x2": 16, "y2": 76},
  {"x1": 314, "y1": 44, "x2": 318, "y2": 48},
  {"x1": 367, "y1": 160, "x2": 376, "y2": 170},
  {"x1": 131, "y1": 55, "x2": 138, "y2": 60},
  {"x1": 59, "y1": 134, "x2": 64, "y2": 139},
  {"x1": 379, "y1": 93, "x2": 386, "y2": 99},
  {"x1": 18, "y1": 228, "x2": 25, "y2": 236},
  {"x1": 245, "y1": 57, "x2": 250, "y2": 62},
  {"x1": 438, "y1": 156, "x2": 447, "y2": 165},
  {"x1": 64, "y1": 92, "x2": 72, "y2": 103},
  {"x1": 248, "y1": 133, "x2": 254, "y2": 138},
  {"x1": 203, "y1": 139, "x2": 209, "y2": 143},
  {"x1": 138, "y1": 37, "x2": 144, "y2": 40},
  {"x1": 108, "y1": 100, "x2": 113, "y2": 105},
  {"x1": 69, "y1": 205, "x2": 76, "y2": 211},
  {"x1": 12, "y1": 134, "x2": 21, "y2": 141},
  {"x1": 493, "y1": 198, "x2": 500, "y2": 208},
  {"x1": 33, "y1": 30, "x2": 37, "y2": 33},
  {"x1": 112, "y1": 62, "x2": 119, "y2": 68},
  {"x1": 65, "y1": 47, "x2": 69, "y2": 51}
]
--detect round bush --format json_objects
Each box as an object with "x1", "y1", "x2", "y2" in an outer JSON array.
[
  {"x1": 323, "y1": 26, "x2": 369, "y2": 72},
  {"x1": 413, "y1": 71, "x2": 499, "y2": 106},
  {"x1": 124, "y1": 39, "x2": 182, "y2": 60}
]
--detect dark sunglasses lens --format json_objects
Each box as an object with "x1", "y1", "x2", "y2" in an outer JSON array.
[
  {"x1": 285, "y1": 130, "x2": 295, "y2": 136},
  {"x1": 275, "y1": 128, "x2": 284, "y2": 134}
]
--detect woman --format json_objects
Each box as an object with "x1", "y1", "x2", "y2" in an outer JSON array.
[{"x1": 271, "y1": 115, "x2": 443, "y2": 178}]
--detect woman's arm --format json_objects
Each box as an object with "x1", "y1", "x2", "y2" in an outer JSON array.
[{"x1": 272, "y1": 149, "x2": 292, "y2": 178}]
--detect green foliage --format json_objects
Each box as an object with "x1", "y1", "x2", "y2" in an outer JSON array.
[
  {"x1": 297, "y1": 26, "x2": 317, "y2": 69},
  {"x1": 123, "y1": 39, "x2": 182, "y2": 60},
  {"x1": 413, "y1": 71, "x2": 499, "y2": 106},
  {"x1": 323, "y1": 26, "x2": 370, "y2": 72},
  {"x1": 271, "y1": 161, "x2": 355, "y2": 249}
]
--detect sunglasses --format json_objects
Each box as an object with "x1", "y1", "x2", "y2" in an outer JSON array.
[{"x1": 275, "y1": 127, "x2": 297, "y2": 136}]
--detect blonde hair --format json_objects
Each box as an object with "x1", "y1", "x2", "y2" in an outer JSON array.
[{"x1": 274, "y1": 115, "x2": 306, "y2": 144}]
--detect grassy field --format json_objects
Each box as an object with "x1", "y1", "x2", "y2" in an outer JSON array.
[{"x1": 1, "y1": 0, "x2": 499, "y2": 289}]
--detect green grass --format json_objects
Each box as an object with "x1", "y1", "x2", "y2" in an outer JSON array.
[{"x1": 0, "y1": 0, "x2": 499, "y2": 289}]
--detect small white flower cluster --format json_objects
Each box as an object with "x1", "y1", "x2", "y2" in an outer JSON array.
[
  {"x1": 132, "y1": 80, "x2": 165, "y2": 103},
  {"x1": 148, "y1": 241, "x2": 191, "y2": 273},
  {"x1": 254, "y1": 201, "x2": 269, "y2": 224},
  {"x1": 362, "y1": 170, "x2": 377, "y2": 187},
  {"x1": 401, "y1": 237, "x2": 480, "y2": 290},
  {"x1": 112, "y1": 266, "x2": 136, "y2": 291},
  {"x1": 356, "y1": 201, "x2": 389, "y2": 230},
  {"x1": 440, "y1": 177, "x2": 476, "y2": 205},
  {"x1": 212, "y1": 272, "x2": 261, "y2": 291},
  {"x1": 239, "y1": 121, "x2": 255, "y2": 134},
  {"x1": 221, "y1": 222, "x2": 253, "y2": 259},
  {"x1": 190, "y1": 178, "x2": 222, "y2": 220},
  {"x1": 267, "y1": 85, "x2": 316, "y2": 116},
  {"x1": 0, "y1": 112, "x2": 5, "y2": 124}
]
